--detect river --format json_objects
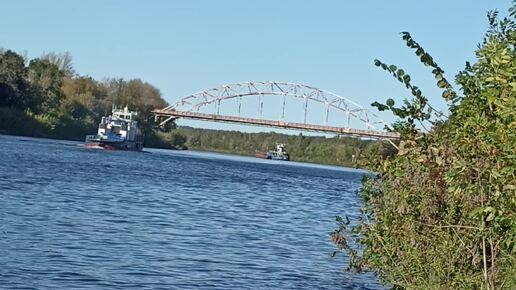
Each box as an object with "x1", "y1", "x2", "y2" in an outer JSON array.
[{"x1": 0, "y1": 135, "x2": 383, "y2": 289}]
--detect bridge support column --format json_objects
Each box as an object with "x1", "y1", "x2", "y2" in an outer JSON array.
[
  {"x1": 325, "y1": 102, "x2": 329, "y2": 125},
  {"x1": 281, "y1": 95, "x2": 286, "y2": 120},
  {"x1": 303, "y1": 96, "x2": 308, "y2": 123},
  {"x1": 238, "y1": 96, "x2": 242, "y2": 117},
  {"x1": 158, "y1": 116, "x2": 178, "y2": 127},
  {"x1": 258, "y1": 94, "x2": 263, "y2": 118}
]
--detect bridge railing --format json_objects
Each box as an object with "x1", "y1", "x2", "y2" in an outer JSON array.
[{"x1": 153, "y1": 109, "x2": 400, "y2": 140}]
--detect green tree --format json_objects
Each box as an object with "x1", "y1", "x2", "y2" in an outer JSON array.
[
  {"x1": 167, "y1": 131, "x2": 187, "y2": 149},
  {"x1": 0, "y1": 50, "x2": 33, "y2": 110},
  {"x1": 41, "y1": 51, "x2": 75, "y2": 78},
  {"x1": 103, "y1": 78, "x2": 168, "y2": 110},
  {"x1": 28, "y1": 58, "x2": 65, "y2": 114},
  {"x1": 332, "y1": 6, "x2": 516, "y2": 289},
  {"x1": 61, "y1": 76, "x2": 108, "y2": 119}
]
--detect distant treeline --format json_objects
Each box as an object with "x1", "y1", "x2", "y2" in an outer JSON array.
[
  {"x1": 0, "y1": 48, "x2": 387, "y2": 166},
  {"x1": 164, "y1": 126, "x2": 391, "y2": 167}
]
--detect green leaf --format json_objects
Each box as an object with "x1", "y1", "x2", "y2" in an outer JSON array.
[
  {"x1": 421, "y1": 54, "x2": 433, "y2": 66},
  {"x1": 437, "y1": 80, "x2": 447, "y2": 88},
  {"x1": 371, "y1": 101, "x2": 389, "y2": 111},
  {"x1": 386, "y1": 98, "x2": 395, "y2": 107}
]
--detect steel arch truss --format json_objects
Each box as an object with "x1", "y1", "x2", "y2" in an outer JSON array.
[{"x1": 162, "y1": 81, "x2": 391, "y2": 131}]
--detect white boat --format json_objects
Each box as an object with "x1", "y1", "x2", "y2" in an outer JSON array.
[
  {"x1": 84, "y1": 106, "x2": 143, "y2": 151},
  {"x1": 255, "y1": 143, "x2": 290, "y2": 161}
]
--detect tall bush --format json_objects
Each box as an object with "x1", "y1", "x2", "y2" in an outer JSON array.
[{"x1": 332, "y1": 6, "x2": 516, "y2": 289}]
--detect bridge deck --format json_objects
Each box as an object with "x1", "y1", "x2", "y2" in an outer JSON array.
[{"x1": 153, "y1": 110, "x2": 400, "y2": 140}]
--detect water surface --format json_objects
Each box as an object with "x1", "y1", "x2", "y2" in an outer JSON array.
[{"x1": 0, "y1": 135, "x2": 382, "y2": 289}]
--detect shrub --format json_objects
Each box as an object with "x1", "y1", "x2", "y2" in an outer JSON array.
[{"x1": 332, "y1": 6, "x2": 516, "y2": 290}]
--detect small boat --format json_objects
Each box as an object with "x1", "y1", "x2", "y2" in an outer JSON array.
[
  {"x1": 84, "y1": 106, "x2": 143, "y2": 151},
  {"x1": 255, "y1": 143, "x2": 290, "y2": 161}
]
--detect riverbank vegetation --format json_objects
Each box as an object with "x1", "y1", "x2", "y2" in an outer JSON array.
[
  {"x1": 0, "y1": 49, "x2": 171, "y2": 143},
  {"x1": 172, "y1": 126, "x2": 390, "y2": 166},
  {"x1": 332, "y1": 5, "x2": 516, "y2": 289}
]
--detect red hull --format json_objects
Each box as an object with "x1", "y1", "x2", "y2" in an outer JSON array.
[{"x1": 255, "y1": 152, "x2": 268, "y2": 159}]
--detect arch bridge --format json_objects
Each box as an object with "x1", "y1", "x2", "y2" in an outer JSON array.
[{"x1": 153, "y1": 81, "x2": 399, "y2": 142}]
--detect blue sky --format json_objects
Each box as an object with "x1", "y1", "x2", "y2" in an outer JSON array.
[{"x1": 1, "y1": 0, "x2": 510, "y2": 133}]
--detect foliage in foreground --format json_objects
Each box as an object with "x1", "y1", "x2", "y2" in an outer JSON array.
[{"x1": 332, "y1": 6, "x2": 516, "y2": 290}]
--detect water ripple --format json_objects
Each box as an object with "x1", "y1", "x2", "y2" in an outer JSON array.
[{"x1": 0, "y1": 135, "x2": 383, "y2": 289}]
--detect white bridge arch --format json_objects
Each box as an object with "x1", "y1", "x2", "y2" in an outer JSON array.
[{"x1": 154, "y1": 81, "x2": 399, "y2": 141}]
